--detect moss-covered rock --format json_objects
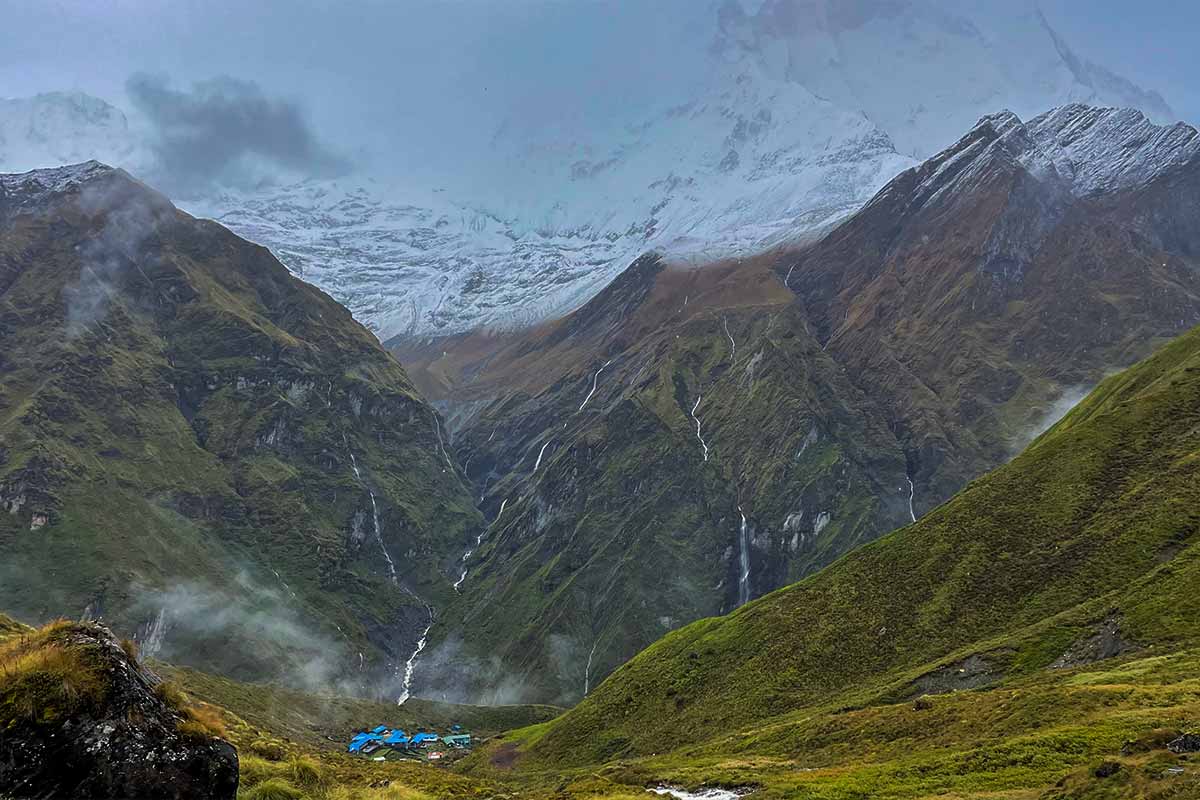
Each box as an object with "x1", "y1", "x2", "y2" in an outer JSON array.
[{"x1": 0, "y1": 619, "x2": 238, "y2": 799}]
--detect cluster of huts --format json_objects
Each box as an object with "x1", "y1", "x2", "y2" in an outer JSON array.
[{"x1": 346, "y1": 724, "x2": 471, "y2": 761}]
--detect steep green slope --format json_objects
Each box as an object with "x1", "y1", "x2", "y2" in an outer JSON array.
[
  {"x1": 396, "y1": 108, "x2": 1200, "y2": 706},
  {"x1": 511, "y1": 319, "x2": 1200, "y2": 771},
  {"x1": 413, "y1": 255, "x2": 911, "y2": 705},
  {"x1": 0, "y1": 163, "x2": 482, "y2": 694}
]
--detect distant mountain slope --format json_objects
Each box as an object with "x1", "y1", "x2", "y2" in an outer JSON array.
[
  {"x1": 0, "y1": 162, "x2": 481, "y2": 695},
  {"x1": 0, "y1": 2, "x2": 1179, "y2": 340},
  {"x1": 512, "y1": 308, "x2": 1200, "y2": 779},
  {"x1": 398, "y1": 104, "x2": 1200, "y2": 706}
]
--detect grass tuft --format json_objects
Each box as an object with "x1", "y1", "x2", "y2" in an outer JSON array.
[
  {"x1": 0, "y1": 621, "x2": 108, "y2": 726},
  {"x1": 239, "y1": 777, "x2": 306, "y2": 800}
]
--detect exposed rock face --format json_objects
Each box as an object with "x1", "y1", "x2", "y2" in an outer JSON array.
[
  {"x1": 0, "y1": 623, "x2": 238, "y2": 800},
  {"x1": 398, "y1": 105, "x2": 1200, "y2": 705},
  {"x1": 1051, "y1": 614, "x2": 1135, "y2": 668}
]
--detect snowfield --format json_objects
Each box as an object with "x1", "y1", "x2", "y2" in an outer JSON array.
[{"x1": 0, "y1": 1, "x2": 1178, "y2": 341}]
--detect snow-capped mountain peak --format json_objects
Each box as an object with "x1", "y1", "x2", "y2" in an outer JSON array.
[{"x1": 0, "y1": 2, "x2": 1183, "y2": 341}]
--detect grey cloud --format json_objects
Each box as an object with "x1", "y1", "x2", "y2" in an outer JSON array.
[{"x1": 126, "y1": 73, "x2": 348, "y2": 195}]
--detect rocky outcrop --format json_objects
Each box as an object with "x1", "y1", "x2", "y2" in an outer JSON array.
[{"x1": 0, "y1": 621, "x2": 238, "y2": 799}]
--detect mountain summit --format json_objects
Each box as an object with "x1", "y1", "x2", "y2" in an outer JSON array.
[{"x1": 0, "y1": 4, "x2": 1180, "y2": 341}]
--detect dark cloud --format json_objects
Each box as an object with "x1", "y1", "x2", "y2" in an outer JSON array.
[{"x1": 126, "y1": 73, "x2": 348, "y2": 195}]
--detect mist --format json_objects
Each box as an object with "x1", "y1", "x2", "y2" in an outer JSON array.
[
  {"x1": 63, "y1": 174, "x2": 173, "y2": 336},
  {"x1": 130, "y1": 571, "x2": 355, "y2": 694},
  {"x1": 1009, "y1": 384, "x2": 1093, "y2": 455}
]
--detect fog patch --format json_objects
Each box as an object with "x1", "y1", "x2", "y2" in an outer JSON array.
[
  {"x1": 411, "y1": 634, "x2": 535, "y2": 706},
  {"x1": 130, "y1": 571, "x2": 353, "y2": 693},
  {"x1": 63, "y1": 178, "x2": 170, "y2": 336},
  {"x1": 1010, "y1": 384, "x2": 1092, "y2": 455},
  {"x1": 126, "y1": 73, "x2": 348, "y2": 196}
]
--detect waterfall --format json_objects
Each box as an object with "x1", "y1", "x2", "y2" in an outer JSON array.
[
  {"x1": 578, "y1": 359, "x2": 613, "y2": 412},
  {"x1": 398, "y1": 609, "x2": 434, "y2": 706},
  {"x1": 533, "y1": 439, "x2": 553, "y2": 472},
  {"x1": 583, "y1": 638, "x2": 599, "y2": 696},
  {"x1": 906, "y1": 474, "x2": 917, "y2": 523},
  {"x1": 690, "y1": 396, "x2": 710, "y2": 461},
  {"x1": 737, "y1": 506, "x2": 751, "y2": 607},
  {"x1": 348, "y1": 448, "x2": 398, "y2": 585},
  {"x1": 724, "y1": 316, "x2": 737, "y2": 360},
  {"x1": 453, "y1": 497, "x2": 508, "y2": 592},
  {"x1": 784, "y1": 263, "x2": 796, "y2": 288}
]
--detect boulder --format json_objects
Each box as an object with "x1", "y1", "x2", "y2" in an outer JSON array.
[{"x1": 0, "y1": 621, "x2": 238, "y2": 799}]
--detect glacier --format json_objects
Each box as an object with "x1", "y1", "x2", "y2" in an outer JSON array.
[{"x1": 0, "y1": 1, "x2": 1179, "y2": 342}]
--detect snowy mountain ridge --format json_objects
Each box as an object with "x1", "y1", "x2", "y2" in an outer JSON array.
[{"x1": 0, "y1": 1, "x2": 1184, "y2": 340}]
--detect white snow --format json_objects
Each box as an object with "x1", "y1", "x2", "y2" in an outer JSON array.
[{"x1": 0, "y1": 6, "x2": 1181, "y2": 341}]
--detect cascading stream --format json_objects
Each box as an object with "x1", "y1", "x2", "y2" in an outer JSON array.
[
  {"x1": 434, "y1": 416, "x2": 453, "y2": 469},
  {"x1": 141, "y1": 608, "x2": 169, "y2": 658},
  {"x1": 533, "y1": 439, "x2": 553, "y2": 473},
  {"x1": 348, "y1": 448, "x2": 398, "y2": 585},
  {"x1": 578, "y1": 359, "x2": 613, "y2": 412},
  {"x1": 737, "y1": 505, "x2": 751, "y2": 607},
  {"x1": 690, "y1": 396, "x2": 710, "y2": 462},
  {"x1": 906, "y1": 474, "x2": 917, "y2": 523},
  {"x1": 583, "y1": 638, "x2": 599, "y2": 696},
  {"x1": 397, "y1": 607, "x2": 434, "y2": 706},
  {"x1": 453, "y1": 497, "x2": 508, "y2": 592}
]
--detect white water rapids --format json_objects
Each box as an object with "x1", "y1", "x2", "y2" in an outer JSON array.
[
  {"x1": 397, "y1": 610, "x2": 433, "y2": 706},
  {"x1": 649, "y1": 787, "x2": 746, "y2": 800}
]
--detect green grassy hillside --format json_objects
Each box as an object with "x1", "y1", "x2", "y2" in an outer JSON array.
[
  {"x1": 0, "y1": 163, "x2": 481, "y2": 693},
  {"x1": 472, "y1": 322, "x2": 1200, "y2": 797}
]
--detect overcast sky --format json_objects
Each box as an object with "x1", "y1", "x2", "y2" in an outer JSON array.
[{"x1": 1, "y1": 0, "x2": 1195, "y2": 188}]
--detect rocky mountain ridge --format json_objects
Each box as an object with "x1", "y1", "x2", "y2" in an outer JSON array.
[
  {"x1": 0, "y1": 3, "x2": 1180, "y2": 340},
  {"x1": 399, "y1": 103, "x2": 1200, "y2": 705}
]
